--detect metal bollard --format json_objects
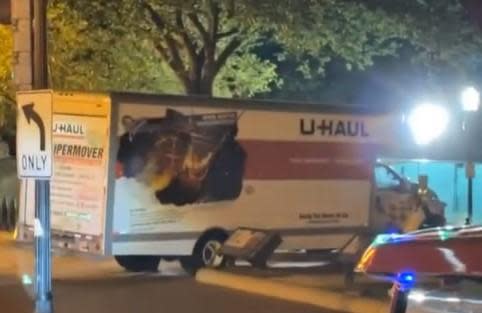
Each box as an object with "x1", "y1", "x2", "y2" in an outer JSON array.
[
  {"x1": 8, "y1": 199, "x2": 17, "y2": 231},
  {"x1": 0, "y1": 198, "x2": 7, "y2": 230}
]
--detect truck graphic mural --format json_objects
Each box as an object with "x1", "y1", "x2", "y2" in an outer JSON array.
[{"x1": 116, "y1": 108, "x2": 246, "y2": 206}]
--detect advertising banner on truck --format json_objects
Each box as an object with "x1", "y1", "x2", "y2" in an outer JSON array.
[
  {"x1": 111, "y1": 101, "x2": 394, "y2": 253},
  {"x1": 19, "y1": 93, "x2": 111, "y2": 254}
]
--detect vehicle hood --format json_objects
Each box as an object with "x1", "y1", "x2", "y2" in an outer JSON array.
[{"x1": 356, "y1": 225, "x2": 482, "y2": 278}]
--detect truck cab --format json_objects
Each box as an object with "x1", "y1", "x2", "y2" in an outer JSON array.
[{"x1": 373, "y1": 163, "x2": 446, "y2": 232}]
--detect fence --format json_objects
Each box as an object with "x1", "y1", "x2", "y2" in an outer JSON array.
[
  {"x1": 0, "y1": 157, "x2": 18, "y2": 232},
  {"x1": 0, "y1": 197, "x2": 17, "y2": 231}
]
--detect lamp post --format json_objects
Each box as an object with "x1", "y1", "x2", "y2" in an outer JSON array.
[{"x1": 461, "y1": 87, "x2": 480, "y2": 225}]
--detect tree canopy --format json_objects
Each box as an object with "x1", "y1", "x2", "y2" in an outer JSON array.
[
  {"x1": 60, "y1": 0, "x2": 417, "y2": 96},
  {"x1": 268, "y1": 0, "x2": 482, "y2": 105},
  {"x1": 0, "y1": 25, "x2": 14, "y2": 135},
  {"x1": 2, "y1": 0, "x2": 482, "y2": 106}
]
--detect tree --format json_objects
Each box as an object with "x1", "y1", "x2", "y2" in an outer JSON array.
[
  {"x1": 268, "y1": 0, "x2": 482, "y2": 105},
  {"x1": 0, "y1": 25, "x2": 15, "y2": 136},
  {"x1": 62, "y1": 0, "x2": 415, "y2": 96},
  {"x1": 48, "y1": 1, "x2": 184, "y2": 93}
]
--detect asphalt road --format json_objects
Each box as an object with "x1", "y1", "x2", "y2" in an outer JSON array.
[
  {"x1": 0, "y1": 232, "x2": 338, "y2": 313},
  {"x1": 0, "y1": 275, "x2": 339, "y2": 313}
]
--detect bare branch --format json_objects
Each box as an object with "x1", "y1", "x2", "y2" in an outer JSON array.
[
  {"x1": 142, "y1": 1, "x2": 188, "y2": 82},
  {"x1": 187, "y1": 12, "x2": 210, "y2": 45},
  {"x1": 214, "y1": 37, "x2": 242, "y2": 75},
  {"x1": 153, "y1": 42, "x2": 189, "y2": 86},
  {"x1": 175, "y1": 9, "x2": 198, "y2": 70},
  {"x1": 216, "y1": 28, "x2": 239, "y2": 40},
  {"x1": 207, "y1": 0, "x2": 220, "y2": 41},
  {"x1": 141, "y1": 1, "x2": 167, "y2": 31}
]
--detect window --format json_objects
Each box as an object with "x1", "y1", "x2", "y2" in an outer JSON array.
[{"x1": 375, "y1": 164, "x2": 402, "y2": 190}]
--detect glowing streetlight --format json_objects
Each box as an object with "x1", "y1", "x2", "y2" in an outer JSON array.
[
  {"x1": 408, "y1": 103, "x2": 449, "y2": 146},
  {"x1": 461, "y1": 87, "x2": 480, "y2": 112}
]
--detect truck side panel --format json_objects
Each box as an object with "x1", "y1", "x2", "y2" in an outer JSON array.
[
  {"x1": 18, "y1": 92, "x2": 111, "y2": 254},
  {"x1": 111, "y1": 102, "x2": 391, "y2": 255}
]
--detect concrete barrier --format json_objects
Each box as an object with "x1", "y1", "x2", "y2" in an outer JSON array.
[{"x1": 196, "y1": 269, "x2": 389, "y2": 313}]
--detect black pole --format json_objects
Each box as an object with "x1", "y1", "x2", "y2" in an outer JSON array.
[
  {"x1": 33, "y1": 0, "x2": 49, "y2": 89},
  {"x1": 34, "y1": 180, "x2": 53, "y2": 313},
  {"x1": 32, "y1": 0, "x2": 53, "y2": 312},
  {"x1": 467, "y1": 177, "x2": 473, "y2": 225}
]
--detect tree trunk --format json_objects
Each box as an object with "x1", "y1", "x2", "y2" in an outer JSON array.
[{"x1": 184, "y1": 75, "x2": 214, "y2": 96}]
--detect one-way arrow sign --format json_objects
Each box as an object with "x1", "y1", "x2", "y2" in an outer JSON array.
[
  {"x1": 22, "y1": 103, "x2": 46, "y2": 151},
  {"x1": 16, "y1": 91, "x2": 53, "y2": 179}
]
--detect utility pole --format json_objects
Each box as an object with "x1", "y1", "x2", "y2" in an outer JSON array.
[
  {"x1": 32, "y1": 0, "x2": 48, "y2": 89},
  {"x1": 0, "y1": 0, "x2": 10, "y2": 24}
]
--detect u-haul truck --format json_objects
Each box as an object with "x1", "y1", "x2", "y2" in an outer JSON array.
[{"x1": 16, "y1": 90, "x2": 444, "y2": 273}]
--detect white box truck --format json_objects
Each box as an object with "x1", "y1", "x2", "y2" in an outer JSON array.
[{"x1": 16, "y1": 90, "x2": 445, "y2": 273}]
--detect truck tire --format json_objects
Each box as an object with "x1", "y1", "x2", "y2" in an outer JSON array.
[
  {"x1": 180, "y1": 231, "x2": 228, "y2": 275},
  {"x1": 114, "y1": 255, "x2": 161, "y2": 272}
]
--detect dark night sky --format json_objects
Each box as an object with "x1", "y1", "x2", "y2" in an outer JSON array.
[{"x1": 463, "y1": 0, "x2": 482, "y2": 27}]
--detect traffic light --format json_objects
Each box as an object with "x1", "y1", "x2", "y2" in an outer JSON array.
[{"x1": 0, "y1": 0, "x2": 10, "y2": 24}]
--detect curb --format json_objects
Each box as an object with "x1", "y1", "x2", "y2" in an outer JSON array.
[{"x1": 196, "y1": 269, "x2": 389, "y2": 313}]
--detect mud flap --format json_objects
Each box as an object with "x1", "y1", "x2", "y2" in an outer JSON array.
[{"x1": 339, "y1": 234, "x2": 373, "y2": 286}]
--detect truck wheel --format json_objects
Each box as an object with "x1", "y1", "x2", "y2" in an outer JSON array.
[
  {"x1": 114, "y1": 255, "x2": 160, "y2": 272},
  {"x1": 180, "y1": 231, "x2": 228, "y2": 275}
]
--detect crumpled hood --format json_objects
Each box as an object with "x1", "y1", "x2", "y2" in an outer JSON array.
[{"x1": 356, "y1": 225, "x2": 482, "y2": 278}]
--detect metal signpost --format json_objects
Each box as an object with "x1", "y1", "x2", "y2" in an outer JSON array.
[
  {"x1": 466, "y1": 161, "x2": 475, "y2": 225},
  {"x1": 15, "y1": 0, "x2": 53, "y2": 312},
  {"x1": 16, "y1": 90, "x2": 53, "y2": 313}
]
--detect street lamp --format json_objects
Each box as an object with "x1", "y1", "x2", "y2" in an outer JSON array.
[
  {"x1": 408, "y1": 103, "x2": 449, "y2": 146},
  {"x1": 461, "y1": 86, "x2": 480, "y2": 112}
]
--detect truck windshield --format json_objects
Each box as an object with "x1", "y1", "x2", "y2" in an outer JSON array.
[{"x1": 374, "y1": 164, "x2": 403, "y2": 190}]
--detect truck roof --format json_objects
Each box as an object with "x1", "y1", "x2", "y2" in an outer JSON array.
[{"x1": 110, "y1": 92, "x2": 395, "y2": 116}]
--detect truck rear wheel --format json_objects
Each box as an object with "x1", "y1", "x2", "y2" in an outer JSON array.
[
  {"x1": 114, "y1": 255, "x2": 161, "y2": 272},
  {"x1": 180, "y1": 231, "x2": 228, "y2": 275}
]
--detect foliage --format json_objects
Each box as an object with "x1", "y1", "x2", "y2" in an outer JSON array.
[
  {"x1": 0, "y1": 25, "x2": 15, "y2": 135},
  {"x1": 368, "y1": 0, "x2": 482, "y2": 76},
  {"x1": 60, "y1": 0, "x2": 416, "y2": 96},
  {"x1": 48, "y1": 1, "x2": 183, "y2": 94},
  {"x1": 270, "y1": 0, "x2": 482, "y2": 105}
]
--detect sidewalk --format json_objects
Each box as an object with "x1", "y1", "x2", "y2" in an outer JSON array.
[
  {"x1": 196, "y1": 265, "x2": 392, "y2": 313},
  {"x1": 0, "y1": 232, "x2": 119, "y2": 282}
]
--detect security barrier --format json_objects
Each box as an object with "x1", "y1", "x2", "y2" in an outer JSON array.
[{"x1": 0, "y1": 196, "x2": 17, "y2": 231}]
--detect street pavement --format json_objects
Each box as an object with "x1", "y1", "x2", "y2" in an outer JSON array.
[
  {"x1": 0, "y1": 275, "x2": 341, "y2": 313},
  {"x1": 0, "y1": 232, "x2": 339, "y2": 313}
]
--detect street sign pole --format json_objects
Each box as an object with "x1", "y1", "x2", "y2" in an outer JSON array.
[
  {"x1": 34, "y1": 180, "x2": 52, "y2": 313},
  {"x1": 465, "y1": 161, "x2": 475, "y2": 225},
  {"x1": 32, "y1": 0, "x2": 52, "y2": 312}
]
